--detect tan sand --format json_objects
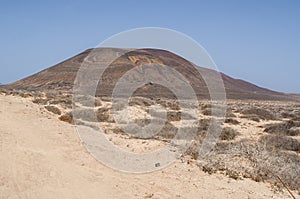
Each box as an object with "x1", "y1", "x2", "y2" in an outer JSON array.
[{"x1": 0, "y1": 94, "x2": 296, "y2": 199}]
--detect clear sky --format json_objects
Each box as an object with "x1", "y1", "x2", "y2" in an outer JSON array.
[{"x1": 1, "y1": 0, "x2": 299, "y2": 93}]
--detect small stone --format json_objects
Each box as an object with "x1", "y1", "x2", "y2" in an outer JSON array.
[
  {"x1": 155, "y1": 163, "x2": 160, "y2": 167},
  {"x1": 144, "y1": 193, "x2": 154, "y2": 198},
  {"x1": 149, "y1": 181, "x2": 155, "y2": 185}
]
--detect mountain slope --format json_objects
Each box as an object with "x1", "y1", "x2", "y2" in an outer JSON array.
[{"x1": 1, "y1": 48, "x2": 298, "y2": 101}]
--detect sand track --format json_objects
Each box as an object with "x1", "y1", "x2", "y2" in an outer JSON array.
[{"x1": 0, "y1": 94, "x2": 296, "y2": 199}]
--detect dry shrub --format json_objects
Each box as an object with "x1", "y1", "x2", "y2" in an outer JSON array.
[
  {"x1": 264, "y1": 120, "x2": 300, "y2": 136},
  {"x1": 111, "y1": 127, "x2": 125, "y2": 134},
  {"x1": 49, "y1": 98, "x2": 72, "y2": 105},
  {"x1": 97, "y1": 107, "x2": 114, "y2": 123},
  {"x1": 240, "y1": 114, "x2": 260, "y2": 122},
  {"x1": 44, "y1": 105, "x2": 61, "y2": 115},
  {"x1": 201, "y1": 103, "x2": 227, "y2": 110},
  {"x1": 75, "y1": 120, "x2": 99, "y2": 130},
  {"x1": 19, "y1": 92, "x2": 32, "y2": 98},
  {"x1": 100, "y1": 96, "x2": 111, "y2": 102},
  {"x1": 198, "y1": 139, "x2": 300, "y2": 191},
  {"x1": 293, "y1": 116, "x2": 300, "y2": 121},
  {"x1": 226, "y1": 170, "x2": 240, "y2": 180},
  {"x1": 167, "y1": 111, "x2": 181, "y2": 121},
  {"x1": 202, "y1": 165, "x2": 216, "y2": 175},
  {"x1": 175, "y1": 126, "x2": 201, "y2": 140},
  {"x1": 59, "y1": 112, "x2": 73, "y2": 124},
  {"x1": 202, "y1": 107, "x2": 231, "y2": 117},
  {"x1": 201, "y1": 104, "x2": 212, "y2": 109},
  {"x1": 260, "y1": 135, "x2": 300, "y2": 152},
  {"x1": 241, "y1": 107, "x2": 276, "y2": 120},
  {"x1": 281, "y1": 112, "x2": 296, "y2": 119},
  {"x1": 74, "y1": 95, "x2": 101, "y2": 107},
  {"x1": 226, "y1": 107, "x2": 237, "y2": 118},
  {"x1": 94, "y1": 98, "x2": 102, "y2": 107},
  {"x1": 288, "y1": 128, "x2": 300, "y2": 136},
  {"x1": 32, "y1": 98, "x2": 49, "y2": 105},
  {"x1": 181, "y1": 112, "x2": 197, "y2": 120},
  {"x1": 0, "y1": 88, "x2": 7, "y2": 95},
  {"x1": 225, "y1": 118, "x2": 240, "y2": 125},
  {"x1": 264, "y1": 122, "x2": 288, "y2": 134},
  {"x1": 134, "y1": 118, "x2": 151, "y2": 127},
  {"x1": 227, "y1": 112, "x2": 237, "y2": 118},
  {"x1": 198, "y1": 118, "x2": 211, "y2": 132},
  {"x1": 97, "y1": 107, "x2": 109, "y2": 122},
  {"x1": 72, "y1": 108, "x2": 97, "y2": 122},
  {"x1": 220, "y1": 127, "x2": 239, "y2": 141},
  {"x1": 115, "y1": 119, "x2": 178, "y2": 139},
  {"x1": 45, "y1": 92, "x2": 57, "y2": 99},
  {"x1": 11, "y1": 90, "x2": 21, "y2": 96},
  {"x1": 256, "y1": 140, "x2": 300, "y2": 189},
  {"x1": 157, "y1": 99, "x2": 180, "y2": 111},
  {"x1": 202, "y1": 108, "x2": 211, "y2": 116},
  {"x1": 50, "y1": 99, "x2": 72, "y2": 109},
  {"x1": 157, "y1": 121, "x2": 178, "y2": 139},
  {"x1": 184, "y1": 141, "x2": 200, "y2": 160},
  {"x1": 129, "y1": 97, "x2": 154, "y2": 107},
  {"x1": 73, "y1": 95, "x2": 90, "y2": 105}
]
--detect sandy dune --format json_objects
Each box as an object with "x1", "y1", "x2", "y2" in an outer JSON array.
[{"x1": 0, "y1": 94, "x2": 296, "y2": 199}]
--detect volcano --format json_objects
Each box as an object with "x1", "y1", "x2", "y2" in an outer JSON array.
[{"x1": 1, "y1": 48, "x2": 298, "y2": 101}]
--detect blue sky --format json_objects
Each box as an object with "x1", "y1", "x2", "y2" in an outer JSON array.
[{"x1": 0, "y1": 0, "x2": 299, "y2": 93}]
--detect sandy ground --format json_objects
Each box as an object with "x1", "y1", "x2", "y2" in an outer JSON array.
[{"x1": 0, "y1": 94, "x2": 296, "y2": 199}]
